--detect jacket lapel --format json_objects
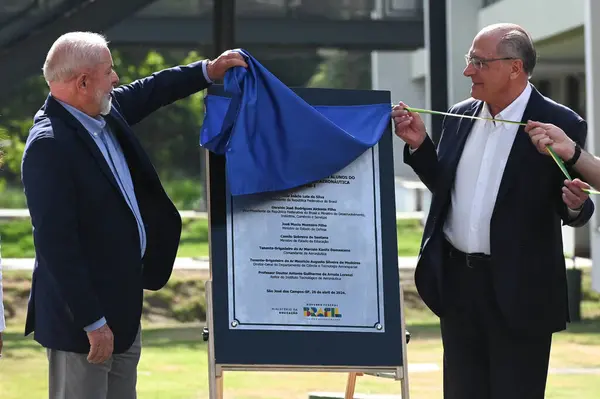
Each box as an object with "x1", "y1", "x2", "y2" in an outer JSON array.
[
  {"x1": 44, "y1": 96, "x2": 122, "y2": 196},
  {"x1": 492, "y1": 87, "x2": 543, "y2": 214},
  {"x1": 104, "y1": 109, "x2": 156, "y2": 184}
]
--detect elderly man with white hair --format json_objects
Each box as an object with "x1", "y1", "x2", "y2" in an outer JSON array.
[{"x1": 20, "y1": 31, "x2": 246, "y2": 398}]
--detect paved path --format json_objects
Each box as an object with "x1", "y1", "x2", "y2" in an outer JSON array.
[{"x1": 0, "y1": 209, "x2": 426, "y2": 220}]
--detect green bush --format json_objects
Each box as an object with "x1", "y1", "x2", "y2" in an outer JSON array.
[
  {"x1": 162, "y1": 179, "x2": 203, "y2": 210},
  {"x1": 396, "y1": 218, "x2": 424, "y2": 256},
  {"x1": 0, "y1": 218, "x2": 425, "y2": 259},
  {"x1": 143, "y1": 275, "x2": 206, "y2": 322},
  {"x1": 0, "y1": 219, "x2": 35, "y2": 257},
  {"x1": 181, "y1": 218, "x2": 209, "y2": 241},
  {"x1": 0, "y1": 184, "x2": 27, "y2": 208}
]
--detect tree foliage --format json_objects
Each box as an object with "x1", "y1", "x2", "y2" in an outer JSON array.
[{"x1": 308, "y1": 49, "x2": 372, "y2": 90}]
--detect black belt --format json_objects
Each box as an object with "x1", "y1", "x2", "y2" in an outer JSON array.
[{"x1": 445, "y1": 239, "x2": 491, "y2": 269}]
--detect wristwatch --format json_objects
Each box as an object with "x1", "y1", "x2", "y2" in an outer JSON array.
[{"x1": 564, "y1": 142, "x2": 581, "y2": 167}]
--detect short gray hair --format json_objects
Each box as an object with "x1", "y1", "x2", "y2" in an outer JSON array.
[
  {"x1": 496, "y1": 28, "x2": 537, "y2": 76},
  {"x1": 43, "y1": 32, "x2": 109, "y2": 84}
]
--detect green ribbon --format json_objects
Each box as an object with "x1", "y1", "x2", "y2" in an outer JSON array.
[{"x1": 400, "y1": 106, "x2": 600, "y2": 195}]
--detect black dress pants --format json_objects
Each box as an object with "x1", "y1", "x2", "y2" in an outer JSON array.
[{"x1": 440, "y1": 241, "x2": 552, "y2": 399}]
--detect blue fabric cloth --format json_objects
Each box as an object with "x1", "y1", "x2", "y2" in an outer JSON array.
[{"x1": 200, "y1": 49, "x2": 392, "y2": 196}]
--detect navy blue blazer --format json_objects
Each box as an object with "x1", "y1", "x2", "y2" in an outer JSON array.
[
  {"x1": 404, "y1": 85, "x2": 594, "y2": 335},
  {"x1": 21, "y1": 61, "x2": 210, "y2": 353}
]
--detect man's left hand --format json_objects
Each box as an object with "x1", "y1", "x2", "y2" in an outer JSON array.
[
  {"x1": 563, "y1": 178, "x2": 589, "y2": 210},
  {"x1": 206, "y1": 50, "x2": 248, "y2": 81}
]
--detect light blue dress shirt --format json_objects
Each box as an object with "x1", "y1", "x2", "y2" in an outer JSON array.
[{"x1": 57, "y1": 100, "x2": 147, "y2": 332}]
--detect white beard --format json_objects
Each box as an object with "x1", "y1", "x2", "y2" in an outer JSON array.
[
  {"x1": 96, "y1": 90, "x2": 112, "y2": 116},
  {"x1": 99, "y1": 94, "x2": 112, "y2": 116}
]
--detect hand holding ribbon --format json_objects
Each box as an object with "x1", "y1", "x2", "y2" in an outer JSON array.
[{"x1": 399, "y1": 105, "x2": 600, "y2": 195}]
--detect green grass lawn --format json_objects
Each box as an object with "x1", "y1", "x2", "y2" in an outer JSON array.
[
  {"x1": 2, "y1": 316, "x2": 600, "y2": 399},
  {"x1": 0, "y1": 218, "x2": 425, "y2": 259},
  {"x1": 1, "y1": 267, "x2": 599, "y2": 399},
  {"x1": 2, "y1": 216, "x2": 599, "y2": 398}
]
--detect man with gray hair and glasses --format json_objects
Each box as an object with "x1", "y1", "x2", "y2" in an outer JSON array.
[
  {"x1": 392, "y1": 23, "x2": 593, "y2": 398},
  {"x1": 21, "y1": 31, "x2": 246, "y2": 399}
]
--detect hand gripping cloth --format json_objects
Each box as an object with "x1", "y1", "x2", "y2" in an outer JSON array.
[{"x1": 200, "y1": 49, "x2": 391, "y2": 196}]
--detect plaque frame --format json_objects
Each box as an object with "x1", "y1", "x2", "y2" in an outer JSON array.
[{"x1": 203, "y1": 85, "x2": 410, "y2": 399}]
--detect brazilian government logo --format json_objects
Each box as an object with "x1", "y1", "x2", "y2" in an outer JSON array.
[{"x1": 303, "y1": 306, "x2": 342, "y2": 318}]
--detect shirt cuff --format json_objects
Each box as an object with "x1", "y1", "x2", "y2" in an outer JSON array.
[
  {"x1": 84, "y1": 317, "x2": 107, "y2": 332},
  {"x1": 567, "y1": 206, "x2": 582, "y2": 219},
  {"x1": 202, "y1": 60, "x2": 213, "y2": 84}
]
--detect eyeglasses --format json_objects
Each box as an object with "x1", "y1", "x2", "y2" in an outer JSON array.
[{"x1": 464, "y1": 54, "x2": 517, "y2": 70}]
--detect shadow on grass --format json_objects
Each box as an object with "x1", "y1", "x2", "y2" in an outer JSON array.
[
  {"x1": 405, "y1": 322, "x2": 441, "y2": 341},
  {"x1": 141, "y1": 325, "x2": 207, "y2": 350},
  {"x1": 1, "y1": 325, "x2": 209, "y2": 354},
  {"x1": 6, "y1": 316, "x2": 593, "y2": 355},
  {"x1": 3, "y1": 322, "x2": 443, "y2": 357},
  {"x1": 2, "y1": 331, "x2": 41, "y2": 352},
  {"x1": 563, "y1": 317, "x2": 600, "y2": 334}
]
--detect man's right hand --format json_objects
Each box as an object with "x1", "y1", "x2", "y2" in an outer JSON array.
[
  {"x1": 392, "y1": 102, "x2": 427, "y2": 150},
  {"x1": 206, "y1": 50, "x2": 248, "y2": 81},
  {"x1": 86, "y1": 324, "x2": 114, "y2": 364}
]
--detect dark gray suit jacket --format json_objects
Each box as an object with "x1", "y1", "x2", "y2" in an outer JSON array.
[{"x1": 405, "y1": 85, "x2": 594, "y2": 334}]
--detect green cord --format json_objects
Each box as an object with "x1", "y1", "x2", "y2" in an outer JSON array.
[{"x1": 399, "y1": 106, "x2": 600, "y2": 195}]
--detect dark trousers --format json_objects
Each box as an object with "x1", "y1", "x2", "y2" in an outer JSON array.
[{"x1": 440, "y1": 241, "x2": 552, "y2": 399}]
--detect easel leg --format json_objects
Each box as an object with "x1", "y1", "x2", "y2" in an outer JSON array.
[
  {"x1": 345, "y1": 372, "x2": 363, "y2": 399},
  {"x1": 399, "y1": 283, "x2": 410, "y2": 399},
  {"x1": 208, "y1": 365, "x2": 222, "y2": 399},
  {"x1": 217, "y1": 373, "x2": 224, "y2": 398},
  {"x1": 209, "y1": 367, "x2": 223, "y2": 399},
  {"x1": 206, "y1": 281, "x2": 223, "y2": 399},
  {"x1": 401, "y1": 377, "x2": 409, "y2": 399}
]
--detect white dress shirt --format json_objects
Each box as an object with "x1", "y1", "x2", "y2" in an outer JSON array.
[{"x1": 443, "y1": 84, "x2": 532, "y2": 255}]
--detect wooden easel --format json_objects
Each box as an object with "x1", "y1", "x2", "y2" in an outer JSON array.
[
  {"x1": 344, "y1": 285, "x2": 411, "y2": 399},
  {"x1": 345, "y1": 372, "x2": 363, "y2": 398},
  {"x1": 205, "y1": 281, "x2": 411, "y2": 399}
]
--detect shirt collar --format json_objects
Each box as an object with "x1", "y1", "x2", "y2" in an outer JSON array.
[
  {"x1": 55, "y1": 98, "x2": 106, "y2": 135},
  {"x1": 480, "y1": 83, "x2": 532, "y2": 130}
]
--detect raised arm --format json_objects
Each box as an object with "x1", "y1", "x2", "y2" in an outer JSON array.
[
  {"x1": 570, "y1": 151, "x2": 600, "y2": 189},
  {"x1": 112, "y1": 51, "x2": 248, "y2": 126},
  {"x1": 112, "y1": 61, "x2": 210, "y2": 126},
  {"x1": 528, "y1": 120, "x2": 600, "y2": 190}
]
